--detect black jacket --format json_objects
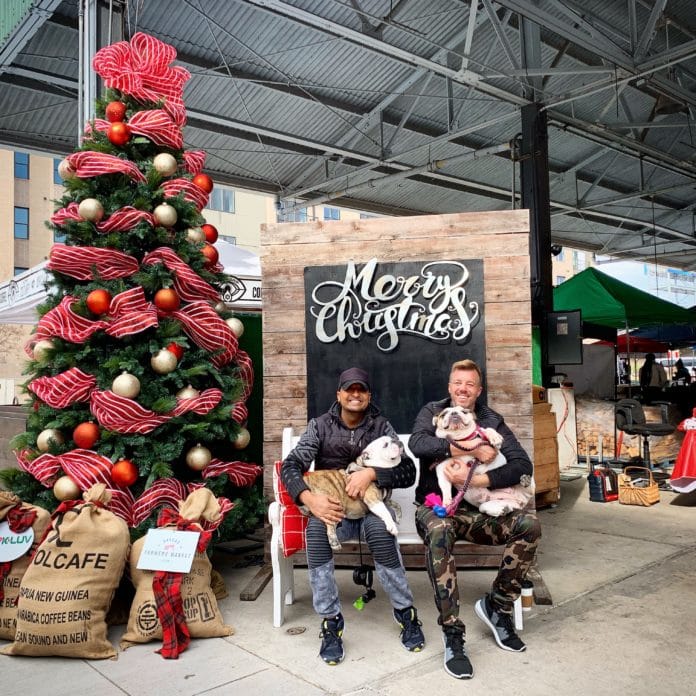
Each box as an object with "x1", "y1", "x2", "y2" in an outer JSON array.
[
  {"x1": 281, "y1": 401, "x2": 416, "y2": 504},
  {"x1": 408, "y1": 397, "x2": 533, "y2": 505}
]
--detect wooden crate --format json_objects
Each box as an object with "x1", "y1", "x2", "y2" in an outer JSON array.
[{"x1": 533, "y1": 400, "x2": 560, "y2": 507}]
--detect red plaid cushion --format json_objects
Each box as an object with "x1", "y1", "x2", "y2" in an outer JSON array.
[{"x1": 273, "y1": 461, "x2": 307, "y2": 557}]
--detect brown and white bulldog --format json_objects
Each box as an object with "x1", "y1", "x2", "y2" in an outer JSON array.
[
  {"x1": 302, "y1": 435, "x2": 402, "y2": 550},
  {"x1": 434, "y1": 406, "x2": 534, "y2": 516}
]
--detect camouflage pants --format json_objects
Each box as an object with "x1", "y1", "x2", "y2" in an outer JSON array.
[{"x1": 415, "y1": 503, "x2": 541, "y2": 630}]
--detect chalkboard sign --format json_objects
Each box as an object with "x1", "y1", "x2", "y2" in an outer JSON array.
[{"x1": 304, "y1": 258, "x2": 486, "y2": 433}]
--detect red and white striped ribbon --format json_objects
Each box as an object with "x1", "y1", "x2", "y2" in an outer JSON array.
[
  {"x1": 90, "y1": 388, "x2": 223, "y2": 434},
  {"x1": 202, "y1": 459, "x2": 262, "y2": 488},
  {"x1": 28, "y1": 368, "x2": 96, "y2": 408},
  {"x1": 230, "y1": 402, "x2": 248, "y2": 424},
  {"x1": 105, "y1": 488, "x2": 136, "y2": 525},
  {"x1": 34, "y1": 296, "x2": 108, "y2": 344},
  {"x1": 15, "y1": 449, "x2": 61, "y2": 485},
  {"x1": 48, "y1": 243, "x2": 139, "y2": 280},
  {"x1": 131, "y1": 478, "x2": 187, "y2": 526},
  {"x1": 183, "y1": 150, "x2": 206, "y2": 174},
  {"x1": 236, "y1": 348, "x2": 254, "y2": 401},
  {"x1": 172, "y1": 302, "x2": 237, "y2": 368},
  {"x1": 50, "y1": 202, "x2": 82, "y2": 227},
  {"x1": 67, "y1": 151, "x2": 145, "y2": 182},
  {"x1": 127, "y1": 109, "x2": 183, "y2": 149},
  {"x1": 93, "y1": 32, "x2": 190, "y2": 126},
  {"x1": 142, "y1": 247, "x2": 219, "y2": 303},
  {"x1": 105, "y1": 286, "x2": 159, "y2": 337},
  {"x1": 161, "y1": 178, "x2": 209, "y2": 210},
  {"x1": 96, "y1": 206, "x2": 156, "y2": 234}
]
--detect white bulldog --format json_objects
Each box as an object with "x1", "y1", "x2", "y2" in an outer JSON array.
[
  {"x1": 434, "y1": 406, "x2": 534, "y2": 516},
  {"x1": 303, "y1": 435, "x2": 402, "y2": 550}
]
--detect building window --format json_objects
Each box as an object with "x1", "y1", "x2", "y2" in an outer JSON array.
[
  {"x1": 14, "y1": 207, "x2": 29, "y2": 239},
  {"x1": 53, "y1": 158, "x2": 64, "y2": 185},
  {"x1": 556, "y1": 248, "x2": 565, "y2": 261},
  {"x1": 14, "y1": 267, "x2": 28, "y2": 276},
  {"x1": 324, "y1": 206, "x2": 340, "y2": 221},
  {"x1": 54, "y1": 229, "x2": 66, "y2": 243},
  {"x1": 219, "y1": 234, "x2": 236, "y2": 245},
  {"x1": 14, "y1": 151, "x2": 29, "y2": 179},
  {"x1": 207, "y1": 186, "x2": 235, "y2": 213},
  {"x1": 277, "y1": 200, "x2": 308, "y2": 222},
  {"x1": 555, "y1": 275, "x2": 566, "y2": 285}
]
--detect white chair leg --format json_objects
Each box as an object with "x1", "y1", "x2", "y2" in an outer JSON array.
[
  {"x1": 269, "y1": 501, "x2": 292, "y2": 627},
  {"x1": 513, "y1": 596, "x2": 524, "y2": 631}
]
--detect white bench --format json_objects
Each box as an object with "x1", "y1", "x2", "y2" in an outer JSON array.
[{"x1": 269, "y1": 428, "x2": 523, "y2": 629}]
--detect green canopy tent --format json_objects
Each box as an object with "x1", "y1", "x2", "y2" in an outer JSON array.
[{"x1": 553, "y1": 267, "x2": 694, "y2": 328}]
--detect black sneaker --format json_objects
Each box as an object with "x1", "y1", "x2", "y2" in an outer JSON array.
[
  {"x1": 442, "y1": 625, "x2": 473, "y2": 679},
  {"x1": 393, "y1": 606, "x2": 425, "y2": 652},
  {"x1": 319, "y1": 613, "x2": 345, "y2": 665},
  {"x1": 474, "y1": 594, "x2": 526, "y2": 652}
]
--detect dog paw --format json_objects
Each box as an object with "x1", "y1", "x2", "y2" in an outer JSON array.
[
  {"x1": 520, "y1": 474, "x2": 532, "y2": 488},
  {"x1": 386, "y1": 523, "x2": 399, "y2": 536}
]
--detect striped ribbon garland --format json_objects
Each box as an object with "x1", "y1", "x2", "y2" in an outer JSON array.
[
  {"x1": 67, "y1": 151, "x2": 146, "y2": 182},
  {"x1": 142, "y1": 247, "x2": 219, "y2": 303},
  {"x1": 28, "y1": 368, "x2": 96, "y2": 408},
  {"x1": 183, "y1": 150, "x2": 206, "y2": 174},
  {"x1": 202, "y1": 459, "x2": 261, "y2": 488},
  {"x1": 161, "y1": 178, "x2": 209, "y2": 210},
  {"x1": 92, "y1": 32, "x2": 190, "y2": 126},
  {"x1": 47, "y1": 243, "x2": 140, "y2": 280},
  {"x1": 89, "y1": 110, "x2": 183, "y2": 150},
  {"x1": 50, "y1": 202, "x2": 82, "y2": 227},
  {"x1": 172, "y1": 302, "x2": 237, "y2": 368},
  {"x1": 96, "y1": 206, "x2": 156, "y2": 234}
]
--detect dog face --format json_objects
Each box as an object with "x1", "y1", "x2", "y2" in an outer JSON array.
[
  {"x1": 356, "y1": 435, "x2": 402, "y2": 469},
  {"x1": 433, "y1": 406, "x2": 477, "y2": 439}
]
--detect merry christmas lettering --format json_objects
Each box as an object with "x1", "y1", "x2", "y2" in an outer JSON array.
[{"x1": 310, "y1": 259, "x2": 480, "y2": 352}]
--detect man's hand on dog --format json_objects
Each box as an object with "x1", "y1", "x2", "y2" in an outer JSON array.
[
  {"x1": 443, "y1": 459, "x2": 491, "y2": 488},
  {"x1": 299, "y1": 490, "x2": 345, "y2": 524},
  {"x1": 345, "y1": 467, "x2": 377, "y2": 499}
]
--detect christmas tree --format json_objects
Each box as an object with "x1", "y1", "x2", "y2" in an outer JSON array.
[{"x1": 1, "y1": 32, "x2": 263, "y2": 542}]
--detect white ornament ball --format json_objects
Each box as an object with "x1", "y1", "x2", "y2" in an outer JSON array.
[
  {"x1": 153, "y1": 202, "x2": 178, "y2": 227},
  {"x1": 37, "y1": 428, "x2": 64, "y2": 452},
  {"x1": 153, "y1": 153, "x2": 178, "y2": 176},
  {"x1": 233, "y1": 427, "x2": 251, "y2": 450},
  {"x1": 226, "y1": 317, "x2": 245, "y2": 338},
  {"x1": 213, "y1": 301, "x2": 227, "y2": 313},
  {"x1": 53, "y1": 475, "x2": 80, "y2": 501},
  {"x1": 112, "y1": 371, "x2": 141, "y2": 399},
  {"x1": 78, "y1": 197, "x2": 104, "y2": 222},
  {"x1": 186, "y1": 444, "x2": 211, "y2": 471},
  {"x1": 33, "y1": 339, "x2": 55, "y2": 362},
  {"x1": 57, "y1": 159, "x2": 76, "y2": 180},
  {"x1": 151, "y1": 349, "x2": 178, "y2": 374},
  {"x1": 186, "y1": 227, "x2": 205, "y2": 243},
  {"x1": 176, "y1": 385, "x2": 200, "y2": 400}
]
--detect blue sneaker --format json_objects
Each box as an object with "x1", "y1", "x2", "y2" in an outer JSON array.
[
  {"x1": 393, "y1": 605, "x2": 425, "y2": 652},
  {"x1": 319, "y1": 613, "x2": 345, "y2": 665}
]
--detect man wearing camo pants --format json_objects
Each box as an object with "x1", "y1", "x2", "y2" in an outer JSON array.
[{"x1": 409, "y1": 358, "x2": 541, "y2": 680}]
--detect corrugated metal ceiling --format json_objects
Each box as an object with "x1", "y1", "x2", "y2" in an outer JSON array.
[{"x1": 0, "y1": 0, "x2": 695, "y2": 267}]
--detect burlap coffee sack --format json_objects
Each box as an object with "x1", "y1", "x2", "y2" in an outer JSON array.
[
  {"x1": 0, "y1": 493, "x2": 50, "y2": 640},
  {"x1": 1, "y1": 483, "x2": 130, "y2": 658},
  {"x1": 120, "y1": 488, "x2": 233, "y2": 649}
]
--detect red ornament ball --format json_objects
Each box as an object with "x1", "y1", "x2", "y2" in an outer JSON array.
[
  {"x1": 166, "y1": 342, "x2": 185, "y2": 360},
  {"x1": 201, "y1": 223, "x2": 219, "y2": 243},
  {"x1": 154, "y1": 288, "x2": 180, "y2": 311},
  {"x1": 107, "y1": 121, "x2": 131, "y2": 147},
  {"x1": 105, "y1": 101, "x2": 127, "y2": 122},
  {"x1": 192, "y1": 173, "x2": 214, "y2": 193},
  {"x1": 111, "y1": 459, "x2": 138, "y2": 487},
  {"x1": 86, "y1": 289, "x2": 112, "y2": 315},
  {"x1": 73, "y1": 422, "x2": 100, "y2": 449},
  {"x1": 201, "y1": 243, "x2": 219, "y2": 266}
]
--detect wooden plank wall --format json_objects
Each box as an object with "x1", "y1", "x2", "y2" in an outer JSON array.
[{"x1": 260, "y1": 209, "x2": 532, "y2": 500}]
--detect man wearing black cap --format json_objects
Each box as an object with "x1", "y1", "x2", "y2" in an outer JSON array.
[{"x1": 282, "y1": 366, "x2": 425, "y2": 665}]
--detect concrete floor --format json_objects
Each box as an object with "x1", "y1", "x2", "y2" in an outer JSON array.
[{"x1": 2, "y1": 474, "x2": 694, "y2": 696}]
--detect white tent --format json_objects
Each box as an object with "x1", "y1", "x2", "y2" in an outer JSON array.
[{"x1": 0, "y1": 241, "x2": 261, "y2": 325}]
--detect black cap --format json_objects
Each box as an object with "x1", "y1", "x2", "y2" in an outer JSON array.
[{"x1": 338, "y1": 367, "x2": 371, "y2": 391}]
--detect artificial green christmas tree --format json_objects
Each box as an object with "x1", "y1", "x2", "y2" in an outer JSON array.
[{"x1": 1, "y1": 32, "x2": 263, "y2": 542}]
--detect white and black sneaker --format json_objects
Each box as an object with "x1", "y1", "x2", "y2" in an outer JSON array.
[
  {"x1": 442, "y1": 625, "x2": 473, "y2": 679},
  {"x1": 474, "y1": 594, "x2": 526, "y2": 652}
]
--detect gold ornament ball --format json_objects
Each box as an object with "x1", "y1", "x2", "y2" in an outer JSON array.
[
  {"x1": 213, "y1": 301, "x2": 227, "y2": 313},
  {"x1": 37, "y1": 428, "x2": 64, "y2": 452},
  {"x1": 112, "y1": 371, "x2": 141, "y2": 399},
  {"x1": 153, "y1": 202, "x2": 178, "y2": 227},
  {"x1": 176, "y1": 385, "x2": 200, "y2": 400},
  {"x1": 233, "y1": 427, "x2": 251, "y2": 450},
  {"x1": 151, "y1": 348, "x2": 178, "y2": 374},
  {"x1": 153, "y1": 153, "x2": 178, "y2": 176},
  {"x1": 186, "y1": 444, "x2": 211, "y2": 471},
  {"x1": 53, "y1": 475, "x2": 81, "y2": 501},
  {"x1": 78, "y1": 197, "x2": 105, "y2": 222},
  {"x1": 33, "y1": 339, "x2": 55, "y2": 362},
  {"x1": 186, "y1": 227, "x2": 205, "y2": 243},
  {"x1": 57, "y1": 158, "x2": 76, "y2": 180},
  {"x1": 226, "y1": 317, "x2": 245, "y2": 338}
]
